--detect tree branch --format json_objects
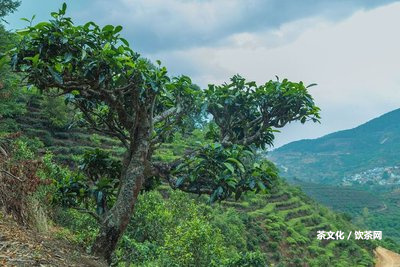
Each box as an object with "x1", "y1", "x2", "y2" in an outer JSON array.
[
  {"x1": 153, "y1": 106, "x2": 181, "y2": 124},
  {"x1": 71, "y1": 207, "x2": 102, "y2": 223},
  {"x1": 0, "y1": 170, "x2": 23, "y2": 182}
]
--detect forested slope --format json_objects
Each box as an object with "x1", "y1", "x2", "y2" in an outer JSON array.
[
  {"x1": 0, "y1": 4, "x2": 398, "y2": 265},
  {"x1": 1, "y1": 91, "x2": 398, "y2": 266}
]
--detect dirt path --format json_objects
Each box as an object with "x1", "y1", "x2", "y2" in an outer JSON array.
[
  {"x1": 0, "y1": 212, "x2": 106, "y2": 267},
  {"x1": 375, "y1": 246, "x2": 400, "y2": 267}
]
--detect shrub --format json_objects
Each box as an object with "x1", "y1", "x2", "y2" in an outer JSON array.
[
  {"x1": 0, "y1": 139, "x2": 51, "y2": 228},
  {"x1": 226, "y1": 251, "x2": 267, "y2": 267},
  {"x1": 40, "y1": 95, "x2": 72, "y2": 129},
  {"x1": 161, "y1": 217, "x2": 226, "y2": 267}
]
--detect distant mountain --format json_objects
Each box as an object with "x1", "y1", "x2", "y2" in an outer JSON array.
[{"x1": 269, "y1": 108, "x2": 400, "y2": 185}]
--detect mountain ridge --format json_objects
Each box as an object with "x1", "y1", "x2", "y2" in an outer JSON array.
[
  {"x1": 277, "y1": 107, "x2": 400, "y2": 154},
  {"x1": 269, "y1": 108, "x2": 400, "y2": 185}
]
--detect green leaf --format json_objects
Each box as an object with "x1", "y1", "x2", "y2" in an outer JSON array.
[
  {"x1": 16, "y1": 28, "x2": 30, "y2": 36},
  {"x1": 227, "y1": 179, "x2": 237, "y2": 188},
  {"x1": 257, "y1": 181, "x2": 266, "y2": 190},
  {"x1": 47, "y1": 66, "x2": 63, "y2": 84},
  {"x1": 102, "y1": 25, "x2": 114, "y2": 32},
  {"x1": 35, "y1": 22, "x2": 51, "y2": 29},
  {"x1": 242, "y1": 150, "x2": 254, "y2": 157},
  {"x1": 84, "y1": 21, "x2": 97, "y2": 30},
  {"x1": 306, "y1": 83, "x2": 317, "y2": 88},
  {"x1": 114, "y1": 25, "x2": 123, "y2": 33},
  {"x1": 224, "y1": 162, "x2": 235, "y2": 174},
  {"x1": 227, "y1": 158, "x2": 245, "y2": 173},
  {"x1": 0, "y1": 56, "x2": 7, "y2": 68},
  {"x1": 103, "y1": 42, "x2": 111, "y2": 51},
  {"x1": 61, "y1": 3, "x2": 67, "y2": 15},
  {"x1": 64, "y1": 52, "x2": 72, "y2": 63},
  {"x1": 81, "y1": 49, "x2": 87, "y2": 60},
  {"x1": 120, "y1": 38, "x2": 129, "y2": 46},
  {"x1": 176, "y1": 177, "x2": 184, "y2": 187},
  {"x1": 32, "y1": 54, "x2": 40, "y2": 67}
]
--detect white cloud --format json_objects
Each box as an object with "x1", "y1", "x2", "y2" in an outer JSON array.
[{"x1": 151, "y1": 2, "x2": 400, "y2": 147}]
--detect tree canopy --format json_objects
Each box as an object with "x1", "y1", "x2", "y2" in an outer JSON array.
[
  {"x1": 0, "y1": 0, "x2": 19, "y2": 19},
  {"x1": 7, "y1": 3, "x2": 321, "y2": 261}
]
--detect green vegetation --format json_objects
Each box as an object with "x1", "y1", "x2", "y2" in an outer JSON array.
[
  {"x1": 295, "y1": 181, "x2": 384, "y2": 215},
  {"x1": 2, "y1": 123, "x2": 396, "y2": 266},
  {"x1": 0, "y1": 2, "x2": 398, "y2": 266},
  {"x1": 270, "y1": 109, "x2": 400, "y2": 245},
  {"x1": 6, "y1": 4, "x2": 321, "y2": 261}
]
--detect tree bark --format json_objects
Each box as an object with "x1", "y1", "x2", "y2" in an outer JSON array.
[{"x1": 91, "y1": 117, "x2": 150, "y2": 263}]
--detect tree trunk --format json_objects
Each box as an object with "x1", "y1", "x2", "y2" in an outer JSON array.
[{"x1": 91, "y1": 119, "x2": 150, "y2": 263}]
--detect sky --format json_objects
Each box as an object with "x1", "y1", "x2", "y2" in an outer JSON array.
[{"x1": 5, "y1": 0, "x2": 400, "y2": 148}]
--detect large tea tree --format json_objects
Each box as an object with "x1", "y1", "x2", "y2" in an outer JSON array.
[{"x1": 10, "y1": 5, "x2": 320, "y2": 261}]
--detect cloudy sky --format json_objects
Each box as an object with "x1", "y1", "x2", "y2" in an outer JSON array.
[{"x1": 5, "y1": 0, "x2": 400, "y2": 148}]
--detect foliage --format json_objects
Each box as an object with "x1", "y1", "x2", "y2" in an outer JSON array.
[
  {"x1": 114, "y1": 189, "x2": 268, "y2": 266},
  {"x1": 40, "y1": 93, "x2": 73, "y2": 129},
  {"x1": 110, "y1": 181, "x2": 381, "y2": 266},
  {"x1": 226, "y1": 251, "x2": 267, "y2": 267},
  {"x1": 10, "y1": 4, "x2": 321, "y2": 204},
  {"x1": 0, "y1": 2, "x2": 397, "y2": 266},
  {"x1": 205, "y1": 75, "x2": 320, "y2": 149},
  {"x1": 162, "y1": 217, "x2": 226, "y2": 267},
  {"x1": 172, "y1": 143, "x2": 279, "y2": 201},
  {"x1": 0, "y1": 0, "x2": 20, "y2": 19},
  {"x1": 41, "y1": 149, "x2": 121, "y2": 217},
  {"x1": 53, "y1": 208, "x2": 99, "y2": 246},
  {"x1": 0, "y1": 25, "x2": 25, "y2": 118},
  {"x1": 78, "y1": 148, "x2": 121, "y2": 214},
  {"x1": 0, "y1": 137, "x2": 51, "y2": 226}
]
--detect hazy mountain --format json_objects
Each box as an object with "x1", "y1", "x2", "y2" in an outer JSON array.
[{"x1": 269, "y1": 108, "x2": 400, "y2": 185}]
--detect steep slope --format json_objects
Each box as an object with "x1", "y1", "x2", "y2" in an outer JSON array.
[
  {"x1": 268, "y1": 109, "x2": 400, "y2": 245},
  {"x1": 0, "y1": 93, "x2": 125, "y2": 164},
  {"x1": 0, "y1": 211, "x2": 106, "y2": 266},
  {"x1": 123, "y1": 178, "x2": 386, "y2": 266},
  {"x1": 1, "y1": 93, "x2": 397, "y2": 265},
  {"x1": 270, "y1": 108, "x2": 400, "y2": 185},
  {"x1": 219, "y1": 178, "x2": 388, "y2": 266}
]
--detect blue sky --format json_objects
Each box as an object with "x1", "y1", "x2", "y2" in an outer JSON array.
[{"x1": 5, "y1": 0, "x2": 400, "y2": 147}]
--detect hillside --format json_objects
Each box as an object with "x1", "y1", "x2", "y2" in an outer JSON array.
[
  {"x1": 0, "y1": 175, "x2": 392, "y2": 266},
  {"x1": 268, "y1": 109, "x2": 400, "y2": 244},
  {"x1": 219, "y1": 179, "x2": 381, "y2": 266},
  {"x1": 289, "y1": 180, "x2": 400, "y2": 243},
  {"x1": 2, "y1": 2, "x2": 400, "y2": 265},
  {"x1": 269, "y1": 108, "x2": 400, "y2": 185},
  {"x1": 2, "y1": 93, "x2": 396, "y2": 266},
  {"x1": 0, "y1": 93, "x2": 125, "y2": 164},
  {"x1": 0, "y1": 211, "x2": 106, "y2": 266}
]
